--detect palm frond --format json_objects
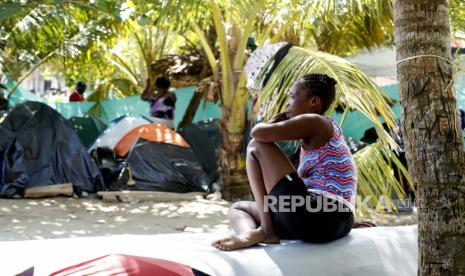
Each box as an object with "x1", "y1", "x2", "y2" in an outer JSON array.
[
  {"x1": 257, "y1": 0, "x2": 393, "y2": 56},
  {"x1": 87, "y1": 78, "x2": 139, "y2": 102},
  {"x1": 307, "y1": 0, "x2": 394, "y2": 56},
  {"x1": 0, "y1": 1, "x2": 41, "y2": 23},
  {"x1": 450, "y1": 0, "x2": 465, "y2": 35},
  {"x1": 108, "y1": 51, "x2": 140, "y2": 85},
  {"x1": 1, "y1": 2, "x2": 125, "y2": 85},
  {"x1": 353, "y1": 142, "x2": 413, "y2": 216},
  {"x1": 256, "y1": 46, "x2": 399, "y2": 149}
]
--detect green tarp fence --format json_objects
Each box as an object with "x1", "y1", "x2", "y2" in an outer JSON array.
[
  {"x1": 3, "y1": 79, "x2": 221, "y2": 129},
  {"x1": 3, "y1": 78, "x2": 465, "y2": 140}
]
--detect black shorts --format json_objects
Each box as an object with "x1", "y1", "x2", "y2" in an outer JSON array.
[{"x1": 268, "y1": 173, "x2": 354, "y2": 243}]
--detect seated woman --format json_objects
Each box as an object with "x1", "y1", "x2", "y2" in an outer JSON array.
[{"x1": 212, "y1": 74, "x2": 361, "y2": 251}]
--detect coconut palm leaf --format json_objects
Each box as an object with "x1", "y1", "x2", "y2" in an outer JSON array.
[
  {"x1": 87, "y1": 78, "x2": 138, "y2": 102},
  {"x1": 450, "y1": 0, "x2": 465, "y2": 34},
  {"x1": 309, "y1": 0, "x2": 393, "y2": 55},
  {"x1": 354, "y1": 142, "x2": 413, "y2": 216},
  {"x1": 108, "y1": 51, "x2": 140, "y2": 85},
  {"x1": 1, "y1": 2, "x2": 124, "y2": 87},
  {"x1": 256, "y1": 0, "x2": 393, "y2": 56}
]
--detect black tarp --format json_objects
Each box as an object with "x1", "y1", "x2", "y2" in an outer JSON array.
[
  {"x1": 111, "y1": 139, "x2": 211, "y2": 193},
  {"x1": 0, "y1": 125, "x2": 29, "y2": 197},
  {"x1": 2, "y1": 101, "x2": 104, "y2": 194},
  {"x1": 90, "y1": 147, "x2": 124, "y2": 188},
  {"x1": 178, "y1": 119, "x2": 221, "y2": 182}
]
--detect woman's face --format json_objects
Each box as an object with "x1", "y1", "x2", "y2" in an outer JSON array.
[
  {"x1": 287, "y1": 83, "x2": 310, "y2": 117},
  {"x1": 287, "y1": 82, "x2": 322, "y2": 117}
]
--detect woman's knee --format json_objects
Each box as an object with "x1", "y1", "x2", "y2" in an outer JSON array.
[
  {"x1": 228, "y1": 201, "x2": 253, "y2": 215},
  {"x1": 230, "y1": 201, "x2": 243, "y2": 210},
  {"x1": 247, "y1": 138, "x2": 257, "y2": 149},
  {"x1": 227, "y1": 201, "x2": 244, "y2": 219},
  {"x1": 247, "y1": 139, "x2": 257, "y2": 157},
  {"x1": 247, "y1": 139, "x2": 271, "y2": 157}
]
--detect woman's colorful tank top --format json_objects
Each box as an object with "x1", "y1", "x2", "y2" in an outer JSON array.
[{"x1": 297, "y1": 117, "x2": 357, "y2": 212}]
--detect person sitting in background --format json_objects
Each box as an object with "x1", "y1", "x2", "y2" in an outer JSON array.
[
  {"x1": 69, "y1": 81, "x2": 86, "y2": 102},
  {"x1": 141, "y1": 76, "x2": 176, "y2": 129}
]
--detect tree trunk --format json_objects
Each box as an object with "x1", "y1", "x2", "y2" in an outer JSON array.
[
  {"x1": 218, "y1": 117, "x2": 252, "y2": 201},
  {"x1": 178, "y1": 89, "x2": 203, "y2": 129},
  {"x1": 394, "y1": 1, "x2": 465, "y2": 275},
  {"x1": 218, "y1": 84, "x2": 252, "y2": 201}
]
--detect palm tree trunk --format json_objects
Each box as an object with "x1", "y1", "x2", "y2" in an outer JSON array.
[
  {"x1": 218, "y1": 84, "x2": 252, "y2": 201},
  {"x1": 394, "y1": 0, "x2": 465, "y2": 274},
  {"x1": 218, "y1": 118, "x2": 252, "y2": 201}
]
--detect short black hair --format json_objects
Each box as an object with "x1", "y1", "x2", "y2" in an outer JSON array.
[
  {"x1": 155, "y1": 76, "x2": 171, "y2": 90},
  {"x1": 297, "y1": 74, "x2": 337, "y2": 113},
  {"x1": 76, "y1": 81, "x2": 86, "y2": 94}
]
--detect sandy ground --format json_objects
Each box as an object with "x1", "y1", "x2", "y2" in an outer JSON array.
[{"x1": 0, "y1": 197, "x2": 417, "y2": 241}]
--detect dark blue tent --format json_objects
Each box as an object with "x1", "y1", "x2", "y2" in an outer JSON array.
[
  {"x1": 1, "y1": 101, "x2": 104, "y2": 195},
  {"x1": 0, "y1": 125, "x2": 28, "y2": 197}
]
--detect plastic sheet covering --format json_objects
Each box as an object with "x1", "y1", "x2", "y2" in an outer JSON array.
[
  {"x1": 2, "y1": 101, "x2": 104, "y2": 194},
  {"x1": 178, "y1": 119, "x2": 221, "y2": 182},
  {"x1": 112, "y1": 139, "x2": 211, "y2": 193},
  {"x1": 90, "y1": 147, "x2": 124, "y2": 188},
  {"x1": 0, "y1": 125, "x2": 29, "y2": 197}
]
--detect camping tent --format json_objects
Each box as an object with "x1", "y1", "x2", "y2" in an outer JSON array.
[
  {"x1": 111, "y1": 139, "x2": 211, "y2": 193},
  {"x1": 68, "y1": 116, "x2": 107, "y2": 148},
  {"x1": 178, "y1": 119, "x2": 221, "y2": 182},
  {"x1": 0, "y1": 125, "x2": 28, "y2": 197},
  {"x1": 89, "y1": 116, "x2": 152, "y2": 152},
  {"x1": 1, "y1": 101, "x2": 104, "y2": 194},
  {"x1": 114, "y1": 123, "x2": 189, "y2": 157}
]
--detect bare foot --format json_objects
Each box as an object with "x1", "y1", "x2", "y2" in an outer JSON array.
[{"x1": 211, "y1": 228, "x2": 279, "y2": 251}]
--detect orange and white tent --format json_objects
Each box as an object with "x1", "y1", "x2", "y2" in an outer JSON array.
[{"x1": 114, "y1": 123, "x2": 190, "y2": 157}]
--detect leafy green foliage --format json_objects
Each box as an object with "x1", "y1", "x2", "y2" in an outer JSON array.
[
  {"x1": 354, "y1": 143, "x2": 412, "y2": 215},
  {"x1": 450, "y1": 0, "x2": 465, "y2": 35},
  {"x1": 0, "y1": 1, "x2": 125, "y2": 87}
]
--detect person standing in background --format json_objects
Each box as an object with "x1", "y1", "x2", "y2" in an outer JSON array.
[
  {"x1": 141, "y1": 76, "x2": 176, "y2": 129},
  {"x1": 69, "y1": 81, "x2": 86, "y2": 102}
]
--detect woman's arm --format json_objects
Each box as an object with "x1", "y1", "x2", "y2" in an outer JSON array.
[{"x1": 251, "y1": 113, "x2": 330, "y2": 143}]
